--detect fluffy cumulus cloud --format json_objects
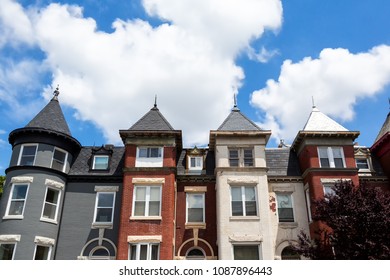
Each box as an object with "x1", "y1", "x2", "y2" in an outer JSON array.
[
  {"x1": 0, "y1": 0, "x2": 283, "y2": 146},
  {"x1": 251, "y1": 45, "x2": 390, "y2": 143}
]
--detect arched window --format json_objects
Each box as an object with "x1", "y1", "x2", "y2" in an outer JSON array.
[
  {"x1": 186, "y1": 248, "x2": 206, "y2": 260},
  {"x1": 89, "y1": 247, "x2": 110, "y2": 260},
  {"x1": 281, "y1": 246, "x2": 300, "y2": 260}
]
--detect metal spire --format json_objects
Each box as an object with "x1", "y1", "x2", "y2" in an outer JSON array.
[
  {"x1": 233, "y1": 94, "x2": 240, "y2": 111},
  {"x1": 311, "y1": 96, "x2": 316, "y2": 108},
  {"x1": 52, "y1": 85, "x2": 60, "y2": 101},
  {"x1": 152, "y1": 94, "x2": 158, "y2": 110}
]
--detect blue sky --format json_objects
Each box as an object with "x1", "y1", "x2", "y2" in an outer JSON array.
[{"x1": 0, "y1": 0, "x2": 389, "y2": 174}]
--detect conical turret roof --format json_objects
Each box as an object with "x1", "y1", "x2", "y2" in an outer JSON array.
[
  {"x1": 303, "y1": 106, "x2": 348, "y2": 132},
  {"x1": 26, "y1": 92, "x2": 71, "y2": 136},
  {"x1": 217, "y1": 105, "x2": 262, "y2": 131},
  {"x1": 129, "y1": 104, "x2": 175, "y2": 131}
]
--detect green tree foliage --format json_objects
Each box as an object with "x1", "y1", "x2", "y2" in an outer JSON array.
[
  {"x1": 293, "y1": 180, "x2": 390, "y2": 260},
  {"x1": 0, "y1": 175, "x2": 5, "y2": 199}
]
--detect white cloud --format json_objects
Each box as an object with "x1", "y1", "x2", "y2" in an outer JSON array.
[
  {"x1": 251, "y1": 45, "x2": 390, "y2": 144},
  {"x1": 0, "y1": 0, "x2": 283, "y2": 146}
]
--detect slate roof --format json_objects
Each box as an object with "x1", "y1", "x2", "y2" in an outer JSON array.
[
  {"x1": 265, "y1": 148, "x2": 302, "y2": 177},
  {"x1": 69, "y1": 146, "x2": 124, "y2": 177},
  {"x1": 303, "y1": 106, "x2": 348, "y2": 132},
  {"x1": 26, "y1": 96, "x2": 72, "y2": 136},
  {"x1": 218, "y1": 106, "x2": 262, "y2": 131},
  {"x1": 129, "y1": 105, "x2": 175, "y2": 131},
  {"x1": 374, "y1": 112, "x2": 390, "y2": 144}
]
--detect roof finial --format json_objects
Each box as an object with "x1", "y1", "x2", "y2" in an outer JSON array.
[
  {"x1": 312, "y1": 96, "x2": 316, "y2": 108},
  {"x1": 52, "y1": 85, "x2": 60, "y2": 101},
  {"x1": 232, "y1": 94, "x2": 240, "y2": 111},
  {"x1": 152, "y1": 94, "x2": 158, "y2": 110}
]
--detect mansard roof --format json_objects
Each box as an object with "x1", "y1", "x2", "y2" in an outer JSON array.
[
  {"x1": 26, "y1": 95, "x2": 72, "y2": 136},
  {"x1": 265, "y1": 148, "x2": 302, "y2": 177},
  {"x1": 217, "y1": 105, "x2": 262, "y2": 131},
  {"x1": 303, "y1": 106, "x2": 348, "y2": 132},
  {"x1": 373, "y1": 112, "x2": 390, "y2": 147},
  {"x1": 129, "y1": 104, "x2": 175, "y2": 131}
]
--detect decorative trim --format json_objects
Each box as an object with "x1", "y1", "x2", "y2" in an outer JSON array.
[
  {"x1": 94, "y1": 186, "x2": 119, "y2": 192},
  {"x1": 228, "y1": 235, "x2": 263, "y2": 242},
  {"x1": 229, "y1": 216, "x2": 260, "y2": 222},
  {"x1": 132, "y1": 178, "x2": 165, "y2": 184},
  {"x1": 268, "y1": 177, "x2": 303, "y2": 183},
  {"x1": 278, "y1": 222, "x2": 298, "y2": 229},
  {"x1": 227, "y1": 177, "x2": 259, "y2": 185},
  {"x1": 34, "y1": 236, "x2": 55, "y2": 246},
  {"x1": 130, "y1": 216, "x2": 162, "y2": 221},
  {"x1": 0, "y1": 234, "x2": 21, "y2": 242},
  {"x1": 11, "y1": 176, "x2": 33, "y2": 184},
  {"x1": 45, "y1": 179, "x2": 65, "y2": 190},
  {"x1": 272, "y1": 185, "x2": 295, "y2": 192},
  {"x1": 184, "y1": 186, "x2": 207, "y2": 193},
  {"x1": 127, "y1": 235, "x2": 162, "y2": 243}
]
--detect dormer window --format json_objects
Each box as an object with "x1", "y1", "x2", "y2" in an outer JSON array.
[
  {"x1": 138, "y1": 147, "x2": 162, "y2": 158},
  {"x1": 93, "y1": 155, "x2": 109, "y2": 170},
  {"x1": 189, "y1": 156, "x2": 203, "y2": 170},
  {"x1": 318, "y1": 147, "x2": 345, "y2": 168},
  {"x1": 90, "y1": 145, "x2": 113, "y2": 171},
  {"x1": 136, "y1": 147, "x2": 164, "y2": 167}
]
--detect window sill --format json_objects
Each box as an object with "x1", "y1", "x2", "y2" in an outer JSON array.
[
  {"x1": 278, "y1": 222, "x2": 298, "y2": 229},
  {"x1": 2, "y1": 215, "x2": 24, "y2": 220},
  {"x1": 40, "y1": 218, "x2": 58, "y2": 225},
  {"x1": 92, "y1": 222, "x2": 113, "y2": 229},
  {"x1": 185, "y1": 222, "x2": 206, "y2": 229},
  {"x1": 229, "y1": 216, "x2": 260, "y2": 221},
  {"x1": 130, "y1": 216, "x2": 162, "y2": 221}
]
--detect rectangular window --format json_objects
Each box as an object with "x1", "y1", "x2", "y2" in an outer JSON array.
[
  {"x1": 34, "y1": 245, "x2": 51, "y2": 260},
  {"x1": 189, "y1": 156, "x2": 203, "y2": 170},
  {"x1": 128, "y1": 243, "x2": 159, "y2": 260},
  {"x1": 318, "y1": 147, "x2": 345, "y2": 168},
  {"x1": 233, "y1": 245, "x2": 260, "y2": 260},
  {"x1": 186, "y1": 193, "x2": 205, "y2": 223},
  {"x1": 229, "y1": 149, "x2": 239, "y2": 166},
  {"x1": 138, "y1": 147, "x2": 162, "y2": 158},
  {"x1": 229, "y1": 148, "x2": 254, "y2": 167},
  {"x1": 276, "y1": 193, "x2": 294, "y2": 222},
  {"x1": 231, "y1": 186, "x2": 257, "y2": 216},
  {"x1": 0, "y1": 243, "x2": 16, "y2": 260},
  {"x1": 41, "y1": 188, "x2": 60, "y2": 222},
  {"x1": 18, "y1": 144, "x2": 38, "y2": 166},
  {"x1": 133, "y1": 186, "x2": 161, "y2": 217},
  {"x1": 6, "y1": 184, "x2": 29, "y2": 217},
  {"x1": 51, "y1": 148, "x2": 67, "y2": 172},
  {"x1": 356, "y1": 158, "x2": 369, "y2": 170},
  {"x1": 322, "y1": 183, "x2": 336, "y2": 197},
  {"x1": 93, "y1": 155, "x2": 109, "y2": 170},
  {"x1": 93, "y1": 192, "x2": 115, "y2": 223}
]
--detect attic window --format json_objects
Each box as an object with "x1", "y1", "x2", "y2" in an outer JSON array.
[{"x1": 93, "y1": 155, "x2": 109, "y2": 170}]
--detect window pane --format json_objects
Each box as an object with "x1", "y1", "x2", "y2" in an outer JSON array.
[
  {"x1": 9, "y1": 201, "x2": 25, "y2": 216},
  {"x1": 52, "y1": 149, "x2": 66, "y2": 171},
  {"x1": 188, "y1": 208, "x2": 203, "y2": 222},
  {"x1": 278, "y1": 208, "x2": 294, "y2": 222},
  {"x1": 277, "y1": 194, "x2": 292, "y2": 208},
  {"x1": 94, "y1": 156, "x2": 109, "y2": 169},
  {"x1": 139, "y1": 245, "x2": 148, "y2": 260},
  {"x1": 229, "y1": 150, "x2": 239, "y2": 166},
  {"x1": 150, "y1": 148, "x2": 160, "y2": 158},
  {"x1": 134, "y1": 202, "x2": 146, "y2": 216},
  {"x1": 320, "y1": 158, "x2": 330, "y2": 167},
  {"x1": 45, "y1": 189, "x2": 59, "y2": 204},
  {"x1": 334, "y1": 158, "x2": 344, "y2": 168},
  {"x1": 245, "y1": 187, "x2": 256, "y2": 201},
  {"x1": 96, "y1": 208, "x2": 113, "y2": 222},
  {"x1": 135, "y1": 188, "x2": 146, "y2": 200},
  {"x1": 139, "y1": 148, "x2": 148, "y2": 158},
  {"x1": 43, "y1": 203, "x2": 57, "y2": 220},
  {"x1": 151, "y1": 244, "x2": 159, "y2": 260},
  {"x1": 234, "y1": 245, "x2": 259, "y2": 260},
  {"x1": 0, "y1": 244, "x2": 15, "y2": 260},
  {"x1": 149, "y1": 187, "x2": 160, "y2": 201},
  {"x1": 245, "y1": 201, "x2": 257, "y2": 216},
  {"x1": 34, "y1": 246, "x2": 50, "y2": 260},
  {"x1": 148, "y1": 201, "x2": 160, "y2": 216},
  {"x1": 318, "y1": 147, "x2": 328, "y2": 158},
  {"x1": 232, "y1": 201, "x2": 243, "y2": 216},
  {"x1": 356, "y1": 159, "x2": 369, "y2": 169},
  {"x1": 130, "y1": 245, "x2": 137, "y2": 260},
  {"x1": 243, "y1": 149, "x2": 253, "y2": 166},
  {"x1": 332, "y1": 147, "x2": 342, "y2": 158},
  {"x1": 12, "y1": 184, "x2": 28, "y2": 200},
  {"x1": 98, "y1": 193, "x2": 114, "y2": 207},
  {"x1": 188, "y1": 194, "x2": 203, "y2": 208},
  {"x1": 231, "y1": 187, "x2": 242, "y2": 201}
]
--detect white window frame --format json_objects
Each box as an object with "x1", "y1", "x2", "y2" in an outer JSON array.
[
  {"x1": 229, "y1": 148, "x2": 254, "y2": 167},
  {"x1": 355, "y1": 158, "x2": 370, "y2": 171},
  {"x1": 89, "y1": 246, "x2": 111, "y2": 260},
  {"x1": 230, "y1": 186, "x2": 258, "y2": 217},
  {"x1": 135, "y1": 147, "x2": 164, "y2": 167},
  {"x1": 33, "y1": 244, "x2": 52, "y2": 260},
  {"x1": 0, "y1": 242, "x2": 17, "y2": 260},
  {"x1": 92, "y1": 155, "x2": 110, "y2": 170},
  {"x1": 93, "y1": 192, "x2": 116, "y2": 224},
  {"x1": 276, "y1": 193, "x2": 295, "y2": 223},
  {"x1": 232, "y1": 244, "x2": 262, "y2": 260},
  {"x1": 318, "y1": 147, "x2": 346, "y2": 168},
  {"x1": 132, "y1": 186, "x2": 162, "y2": 218},
  {"x1": 186, "y1": 193, "x2": 205, "y2": 223},
  {"x1": 40, "y1": 187, "x2": 61, "y2": 223},
  {"x1": 322, "y1": 183, "x2": 336, "y2": 197},
  {"x1": 4, "y1": 183, "x2": 30, "y2": 219},
  {"x1": 18, "y1": 144, "x2": 38, "y2": 166},
  {"x1": 50, "y1": 147, "x2": 68, "y2": 172},
  {"x1": 189, "y1": 156, "x2": 203, "y2": 170},
  {"x1": 128, "y1": 243, "x2": 160, "y2": 260}
]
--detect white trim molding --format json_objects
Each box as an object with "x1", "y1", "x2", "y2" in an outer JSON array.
[
  {"x1": 94, "y1": 186, "x2": 119, "y2": 192},
  {"x1": 11, "y1": 176, "x2": 33, "y2": 184},
  {"x1": 132, "y1": 178, "x2": 165, "y2": 184},
  {"x1": 45, "y1": 179, "x2": 65, "y2": 190},
  {"x1": 34, "y1": 236, "x2": 55, "y2": 246},
  {"x1": 0, "y1": 234, "x2": 21, "y2": 242},
  {"x1": 229, "y1": 235, "x2": 263, "y2": 243},
  {"x1": 227, "y1": 177, "x2": 258, "y2": 185},
  {"x1": 127, "y1": 235, "x2": 162, "y2": 243}
]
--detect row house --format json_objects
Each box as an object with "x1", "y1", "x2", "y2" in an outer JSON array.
[{"x1": 0, "y1": 91, "x2": 388, "y2": 260}]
